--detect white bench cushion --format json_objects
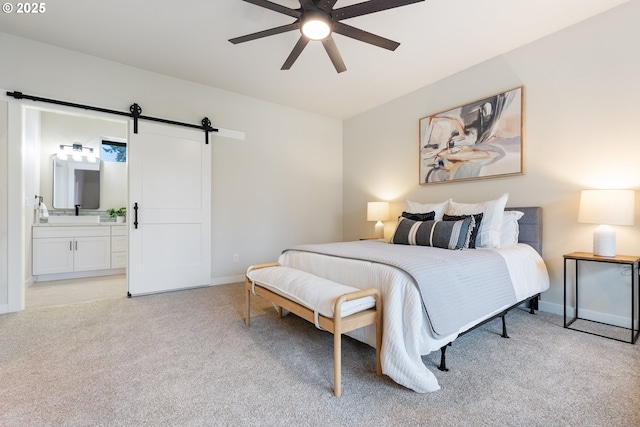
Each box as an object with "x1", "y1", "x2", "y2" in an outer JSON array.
[{"x1": 247, "y1": 266, "x2": 376, "y2": 318}]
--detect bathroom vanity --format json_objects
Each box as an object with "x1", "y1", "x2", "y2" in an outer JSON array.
[{"x1": 32, "y1": 223, "x2": 127, "y2": 280}]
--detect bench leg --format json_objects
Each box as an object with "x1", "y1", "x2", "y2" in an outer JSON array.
[
  {"x1": 245, "y1": 282, "x2": 251, "y2": 327},
  {"x1": 375, "y1": 308, "x2": 382, "y2": 377},
  {"x1": 334, "y1": 331, "x2": 342, "y2": 397}
]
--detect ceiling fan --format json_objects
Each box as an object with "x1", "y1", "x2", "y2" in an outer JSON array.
[{"x1": 229, "y1": 0, "x2": 425, "y2": 73}]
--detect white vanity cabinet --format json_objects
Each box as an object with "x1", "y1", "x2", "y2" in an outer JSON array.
[
  {"x1": 110, "y1": 225, "x2": 128, "y2": 269},
  {"x1": 33, "y1": 226, "x2": 111, "y2": 276}
]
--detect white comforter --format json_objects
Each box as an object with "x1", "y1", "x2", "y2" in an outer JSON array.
[{"x1": 279, "y1": 242, "x2": 549, "y2": 393}]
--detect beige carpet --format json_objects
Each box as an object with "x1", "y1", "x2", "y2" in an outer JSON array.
[{"x1": 1, "y1": 282, "x2": 639, "y2": 426}]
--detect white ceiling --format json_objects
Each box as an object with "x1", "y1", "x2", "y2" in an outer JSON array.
[{"x1": 0, "y1": 0, "x2": 629, "y2": 119}]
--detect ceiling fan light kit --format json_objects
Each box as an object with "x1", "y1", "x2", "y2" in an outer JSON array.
[
  {"x1": 229, "y1": 0, "x2": 425, "y2": 73},
  {"x1": 301, "y1": 10, "x2": 332, "y2": 40}
]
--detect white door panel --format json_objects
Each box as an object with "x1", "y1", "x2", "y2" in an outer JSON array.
[
  {"x1": 128, "y1": 121, "x2": 211, "y2": 296},
  {"x1": 141, "y1": 132, "x2": 203, "y2": 209},
  {"x1": 141, "y1": 224, "x2": 203, "y2": 268}
]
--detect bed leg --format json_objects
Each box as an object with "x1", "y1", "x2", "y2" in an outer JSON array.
[
  {"x1": 438, "y1": 343, "x2": 451, "y2": 372},
  {"x1": 501, "y1": 315, "x2": 510, "y2": 339},
  {"x1": 529, "y1": 295, "x2": 539, "y2": 314}
]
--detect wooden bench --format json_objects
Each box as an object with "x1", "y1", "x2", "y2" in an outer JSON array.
[{"x1": 245, "y1": 263, "x2": 382, "y2": 397}]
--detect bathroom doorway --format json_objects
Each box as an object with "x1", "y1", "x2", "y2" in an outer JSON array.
[{"x1": 23, "y1": 106, "x2": 129, "y2": 309}]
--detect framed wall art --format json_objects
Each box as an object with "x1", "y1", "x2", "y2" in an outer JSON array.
[{"x1": 419, "y1": 87, "x2": 524, "y2": 185}]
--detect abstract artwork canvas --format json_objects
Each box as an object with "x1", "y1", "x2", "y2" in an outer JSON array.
[{"x1": 419, "y1": 87, "x2": 524, "y2": 184}]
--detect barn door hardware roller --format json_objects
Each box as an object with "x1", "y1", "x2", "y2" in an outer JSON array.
[{"x1": 6, "y1": 91, "x2": 218, "y2": 144}]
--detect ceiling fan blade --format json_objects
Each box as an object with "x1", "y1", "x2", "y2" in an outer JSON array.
[
  {"x1": 316, "y1": 0, "x2": 338, "y2": 13},
  {"x1": 229, "y1": 22, "x2": 300, "y2": 44},
  {"x1": 333, "y1": 0, "x2": 424, "y2": 21},
  {"x1": 333, "y1": 22, "x2": 400, "y2": 51},
  {"x1": 242, "y1": 0, "x2": 301, "y2": 18},
  {"x1": 298, "y1": 0, "x2": 315, "y2": 10},
  {"x1": 321, "y1": 36, "x2": 347, "y2": 73},
  {"x1": 281, "y1": 37, "x2": 310, "y2": 70}
]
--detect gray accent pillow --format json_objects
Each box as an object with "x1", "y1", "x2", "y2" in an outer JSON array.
[{"x1": 443, "y1": 212, "x2": 483, "y2": 249}]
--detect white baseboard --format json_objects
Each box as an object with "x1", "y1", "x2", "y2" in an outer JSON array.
[
  {"x1": 0, "y1": 303, "x2": 11, "y2": 315},
  {"x1": 539, "y1": 300, "x2": 636, "y2": 329},
  {"x1": 210, "y1": 274, "x2": 244, "y2": 286},
  {"x1": 34, "y1": 269, "x2": 125, "y2": 282}
]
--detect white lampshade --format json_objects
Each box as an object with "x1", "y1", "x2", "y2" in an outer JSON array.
[
  {"x1": 578, "y1": 189, "x2": 635, "y2": 256},
  {"x1": 367, "y1": 202, "x2": 389, "y2": 239}
]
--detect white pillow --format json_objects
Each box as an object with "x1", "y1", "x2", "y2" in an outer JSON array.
[
  {"x1": 405, "y1": 199, "x2": 451, "y2": 220},
  {"x1": 445, "y1": 193, "x2": 509, "y2": 248},
  {"x1": 501, "y1": 210, "x2": 524, "y2": 247}
]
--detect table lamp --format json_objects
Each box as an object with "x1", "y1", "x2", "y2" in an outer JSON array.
[
  {"x1": 367, "y1": 202, "x2": 389, "y2": 239},
  {"x1": 578, "y1": 189, "x2": 635, "y2": 257}
]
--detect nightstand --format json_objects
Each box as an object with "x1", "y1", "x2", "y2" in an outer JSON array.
[{"x1": 563, "y1": 252, "x2": 640, "y2": 344}]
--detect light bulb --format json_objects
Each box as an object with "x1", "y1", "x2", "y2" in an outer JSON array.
[
  {"x1": 302, "y1": 20, "x2": 330, "y2": 40},
  {"x1": 301, "y1": 11, "x2": 331, "y2": 40}
]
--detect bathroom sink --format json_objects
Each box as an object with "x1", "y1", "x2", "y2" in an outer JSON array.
[{"x1": 47, "y1": 215, "x2": 101, "y2": 224}]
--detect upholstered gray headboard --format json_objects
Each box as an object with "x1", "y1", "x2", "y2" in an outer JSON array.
[{"x1": 505, "y1": 207, "x2": 542, "y2": 255}]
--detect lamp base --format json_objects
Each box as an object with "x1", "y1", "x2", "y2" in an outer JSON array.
[
  {"x1": 593, "y1": 225, "x2": 616, "y2": 257},
  {"x1": 374, "y1": 221, "x2": 384, "y2": 239}
]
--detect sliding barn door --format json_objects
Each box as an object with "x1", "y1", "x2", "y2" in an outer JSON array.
[{"x1": 128, "y1": 121, "x2": 211, "y2": 295}]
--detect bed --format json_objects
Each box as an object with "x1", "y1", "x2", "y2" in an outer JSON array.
[{"x1": 276, "y1": 198, "x2": 550, "y2": 393}]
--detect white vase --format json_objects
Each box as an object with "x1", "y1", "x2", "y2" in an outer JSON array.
[{"x1": 116, "y1": 216, "x2": 125, "y2": 223}]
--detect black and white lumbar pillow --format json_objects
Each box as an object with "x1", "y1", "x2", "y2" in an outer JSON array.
[{"x1": 391, "y1": 216, "x2": 475, "y2": 250}]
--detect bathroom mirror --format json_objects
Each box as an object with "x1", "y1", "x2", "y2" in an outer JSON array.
[{"x1": 52, "y1": 155, "x2": 101, "y2": 209}]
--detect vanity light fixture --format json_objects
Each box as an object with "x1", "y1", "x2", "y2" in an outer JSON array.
[
  {"x1": 58, "y1": 144, "x2": 98, "y2": 162},
  {"x1": 59, "y1": 143, "x2": 94, "y2": 154}
]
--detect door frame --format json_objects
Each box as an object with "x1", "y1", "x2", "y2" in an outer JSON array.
[{"x1": 2, "y1": 92, "x2": 129, "y2": 313}]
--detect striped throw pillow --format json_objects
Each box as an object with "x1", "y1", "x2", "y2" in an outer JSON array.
[{"x1": 391, "y1": 216, "x2": 474, "y2": 250}]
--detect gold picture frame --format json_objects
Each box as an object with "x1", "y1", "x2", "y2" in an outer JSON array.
[{"x1": 419, "y1": 87, "x2": 524, "y2": 185}]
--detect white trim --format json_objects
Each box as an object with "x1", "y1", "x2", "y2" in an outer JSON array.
[
  {"x1": 34, "y1": 269, "x2": 125, "y2": 283},
  {"x1": 0, "y1": 98, "x2": 7, "y2": 313},
  {"x1": 101, "y1": 135, "x2": 127, "y2": 144},
  {"x1": 214, "y1": 128, "x2": 246, "y2": 141},
  {"x1": 211, "y1": 274, "x2": 244, "y2": 286},
  {"x1": 6, "y1": 100, "x2": 24, "y2": 312},
  {"x1": 539, "y1": 300, "x2": 637, "y2": 329}
]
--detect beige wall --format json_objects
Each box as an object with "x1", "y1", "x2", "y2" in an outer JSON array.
[{"x1": 343, "y1": 0, "x2": 640, "y2": 321}]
